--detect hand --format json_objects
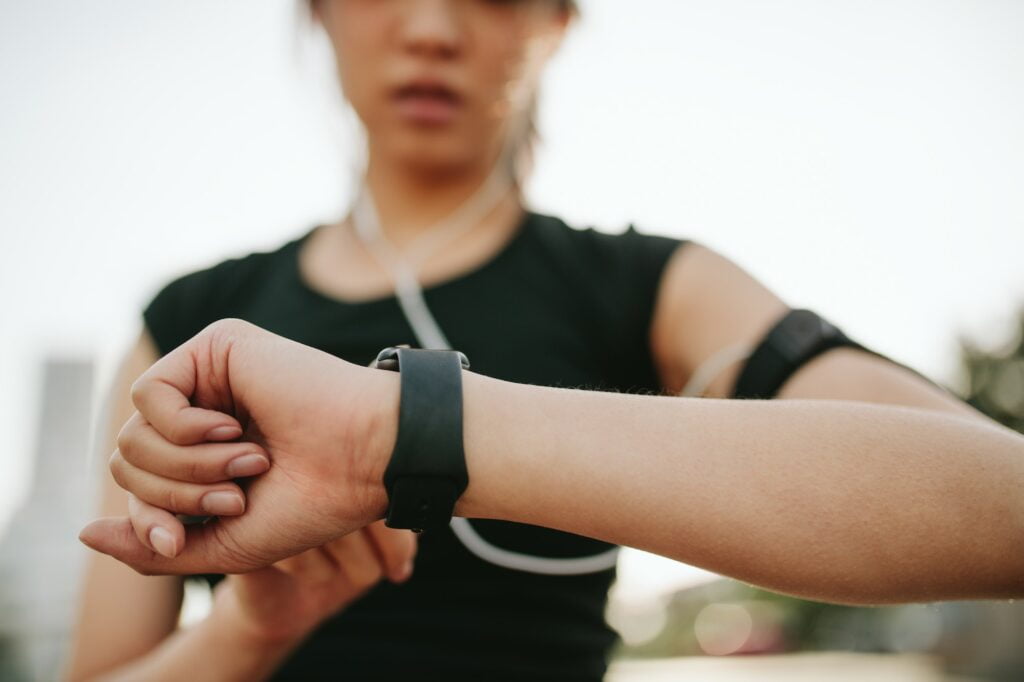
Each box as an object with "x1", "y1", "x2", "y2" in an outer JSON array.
[
  {"x1": 79, "y1": 318, "x2": 400, "y2": 575},
  {"x1": 216, "y1": 521, "x2": 417, "y2": 645}
]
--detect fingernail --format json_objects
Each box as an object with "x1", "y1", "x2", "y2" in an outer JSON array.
[
  {"x1": 78, "y1": 527, "x2": 98, "y2": 550},
  {"x1": 206, "y1": 425, "x2": 242, "y2": 441},
  {"x1": 225, "y1": 454, "x2": 269, "y2": 478},
  {"x1": 201, "y1": 491, "x2": 245, "y2": 515},
  {"x1": 149, "y1": 527, "x2": 177, "y2": 558}
]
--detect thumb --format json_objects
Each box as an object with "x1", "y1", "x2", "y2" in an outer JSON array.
[{"x1": 79, "y1": 516, "x2": 255, "y2": 576}]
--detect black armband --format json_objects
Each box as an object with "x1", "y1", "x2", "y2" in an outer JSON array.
[{"x1": 731, "y1": 308, "x2": 947, "y2": 399}]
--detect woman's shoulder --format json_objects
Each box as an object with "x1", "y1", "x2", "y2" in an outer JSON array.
[
  {"x1": 147, "y1": 229, "x2": 305, "y2": 300},
  {"x1": 141, "y1": 227, "x2": 314, "y2": 356},
  {"x1": 529, "y1": 211, "x2": 692, "y2": 281}
]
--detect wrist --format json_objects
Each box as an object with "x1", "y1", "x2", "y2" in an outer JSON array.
[
  {"x1": 454, "y1": 371, "x2": 564, "y2": 527},
  {"x1": 209, "y1": 582, "x2": 310, "y2": 651},
  {"x1": 358, "y1": 365, "x2": 400, "y2": 523},
  {"x1": 363, "y1": 348, "x2": 479, "y2": 531},
  {"x1": 358, "y1": 354, "x2": 521, "y2": 527},
  {"x1": 452, "y1": 369, "x2": 509, "y2": 520}
]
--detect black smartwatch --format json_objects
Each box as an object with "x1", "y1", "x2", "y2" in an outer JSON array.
[{"x1": 371, "y1": 345, "x2": 471, "y2": 533}]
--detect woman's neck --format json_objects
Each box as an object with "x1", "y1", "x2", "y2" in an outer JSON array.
[{"x1": 360, "y1": 146, "x2": 517, "y2": 250}]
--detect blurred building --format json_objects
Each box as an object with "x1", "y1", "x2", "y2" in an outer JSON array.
[{"x1": 0, "y1": 358, "x2": 95, "y2": 681}]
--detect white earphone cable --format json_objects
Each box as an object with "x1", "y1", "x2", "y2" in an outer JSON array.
[{"x1": 349, "y1": 143, "x2": 620, "y2": 575}]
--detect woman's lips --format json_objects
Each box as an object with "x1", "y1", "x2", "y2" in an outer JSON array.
[{"x1": 392, "y1": 83, "x2": 462, "y2": 126}]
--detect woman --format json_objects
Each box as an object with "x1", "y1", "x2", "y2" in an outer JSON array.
[{"x1": 67, "y1": 0, "x2": 1019, "y2": 680}]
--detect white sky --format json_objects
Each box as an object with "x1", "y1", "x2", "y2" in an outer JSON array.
[{"x1": 1, "y1": 0, "x2": 1022, "y2": 603}]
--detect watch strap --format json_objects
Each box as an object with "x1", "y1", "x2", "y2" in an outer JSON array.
[{"x1": 374, "y1": 347, "x2": 470, "y2": 532}]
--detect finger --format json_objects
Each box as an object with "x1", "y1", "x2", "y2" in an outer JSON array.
[
  {"x1": 110, "y1": 450, "x2": 246, "y2": 517},
  {"x1": 118, "y1": 416, "x2": 270, "y2": 483},
  {"x1": 363, "y1": 520, "x2": 418, "y2": 583},
  {"x1": 272, "y1": 553, "x2": 305, "y2": 576},
  {"x1": 275, "y1": 547, "x2": 337, "y2": 585},
  {"x1": 79, "y1": 516, "x2": 257, "y2": 576},
  {"x1": 322, "y1": 530, "x2": 385, "y2": 591},
  {"x1": 127, "y1": 492, "x2": 185, "y2": 559},
  {"x1": 129, "y1": 349, "x2": 242, "y2": 446}
]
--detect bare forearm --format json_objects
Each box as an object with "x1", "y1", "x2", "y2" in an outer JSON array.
[
  {"x1": 80, "y1": 604, "x2": 301, "y2": 682},
  {"x1": 454, "y1": 371, "x2": 1024, "y2": 605},
  {"x1": 78, "y1": 320, "x2": 1022, "y2": 602}
]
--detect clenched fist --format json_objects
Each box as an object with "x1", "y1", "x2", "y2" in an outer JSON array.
[{"x1": 80, "y1": 318, "x2": 402, "y2": 575}]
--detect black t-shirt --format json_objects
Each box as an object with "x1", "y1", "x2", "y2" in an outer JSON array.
[{"x1": 142, "y1": 210, "x2": 690, "y2": 681}]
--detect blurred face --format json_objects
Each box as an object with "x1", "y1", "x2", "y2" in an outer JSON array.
[{"x1": 313, "y1": 0, "x2": 568, "y2": 176}]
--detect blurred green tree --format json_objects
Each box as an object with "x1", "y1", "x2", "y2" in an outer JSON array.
[{"x1": 955, "y1": 305, "x2": 1024, "y2": 433}]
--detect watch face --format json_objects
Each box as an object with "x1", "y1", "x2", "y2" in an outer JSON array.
[
  {"x1": 371, "y1": 346, "x2": 401, "y2": 370},
  {"x1": 372, "y1": 346, "x2": 471, "y2": 371}
]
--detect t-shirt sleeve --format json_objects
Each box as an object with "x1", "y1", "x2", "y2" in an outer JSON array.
[
  {"x1": 587, "y1": 224, "x2": 690, "y2": 339},
  {"x1": 141, "y1": 255, "x2": 256, "y2": 358},
  {"x1": 616, "y1": 224, "x2": 691, "y2": 332},
  {"x1": 574, "y1": 224, "x2": 692, "y2": 390},
  {"x1": 142, "y1": 271, "x2": 211, "y2": 358}
]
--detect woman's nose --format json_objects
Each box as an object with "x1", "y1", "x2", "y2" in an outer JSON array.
[{"x1": 398, "y1": 0, "x2": 463, "y2": 59}]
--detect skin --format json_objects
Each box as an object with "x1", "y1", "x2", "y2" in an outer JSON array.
[
  {"x1": 65, "y1": 1, "x2": 570, "y2": 680},
  {"x1": 65, "y1": 335, "x2": 417, "y2": 682},
  {"x1": 314, "y1": 0, "x2": 568, "y2": 243},
  {"x1": 69, "y1": 0, "x2": 1023, "y2": 679},
  {"x1": 81, "y1": 317, "x2": 1024, "y2": 605}
]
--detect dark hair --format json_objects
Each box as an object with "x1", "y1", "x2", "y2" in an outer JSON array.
[{"x1": 301, "y1": 0, "x2": 578, "y2": 187}]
